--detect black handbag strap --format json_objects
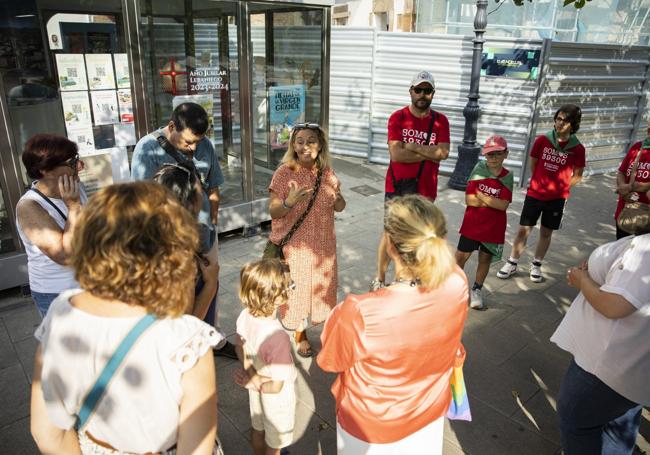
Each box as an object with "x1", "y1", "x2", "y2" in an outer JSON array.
[
  {"x1": 279, "y1": 167, "x2": 323, "y2": 248},
  {"x1": 389, "y1": 110, "x2": 436, "y2": 188},
  {"x1": 154, "y1": 131, "x2": 211, "y2": 190},
  {"x1": 30, "y1": 187, "x2": 67, "y2": 222}
]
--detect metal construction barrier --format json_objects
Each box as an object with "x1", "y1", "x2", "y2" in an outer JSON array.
[
  {"x1": 528, "y1": 40, "x2": 650, "y2": 179},
  {"x1": 329, "y1": 27, "x2": 375, "y2": 158},
  {"x1": 329, "y1": 28, "x2": 543, "y2": 182},
  {"x1": 328, "y1": 28, "x2": 650, "y2": 183}
]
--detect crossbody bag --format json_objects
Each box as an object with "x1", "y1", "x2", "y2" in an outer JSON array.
[
  {"x1": 263, "y1": 167, "x2": 323, "y2": 261},
  {"x1": 389, "y1": 110, "x2": 436, "y2": 196}
]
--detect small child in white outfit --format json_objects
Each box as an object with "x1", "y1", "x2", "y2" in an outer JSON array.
[{"x1": 234, "y1": 259, "x2": 297, "y2": 455}]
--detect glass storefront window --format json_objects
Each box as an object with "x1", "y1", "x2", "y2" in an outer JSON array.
[
  {"x1": 140, "y1": 0, "x2": 244, "y2": 205},
  {"x1": 249, "y1": 4, "x2": 323, "y2": 198}
]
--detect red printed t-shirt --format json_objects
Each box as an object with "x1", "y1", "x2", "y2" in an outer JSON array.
[
  {"x1": 527, "y1": 135, "x2": 586, "y2": 201},
  {"x1": 317, "y1": 267, "x2": 468, "y2": 444},
  {"x1": 460, "y1": 167, "x2": 513, "y2": 244},
  {"x1": 386, "y1": 107, "x2": 450, "y2": 200},
  {"x1": 615, "y1": 141, "x2": 650, "y2": 220}
]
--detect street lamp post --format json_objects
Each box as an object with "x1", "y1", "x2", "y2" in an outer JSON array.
[{"x1": 448, "y1": 0, "x2": 488, "y2": 190}]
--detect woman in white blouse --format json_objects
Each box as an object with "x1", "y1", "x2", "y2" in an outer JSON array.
[
  {"x1": 30, "y1": 182, "x2": 221, "y2": 455},
  {"x1": 551, "y1": 199, "x2": 650, "y2": 455}
]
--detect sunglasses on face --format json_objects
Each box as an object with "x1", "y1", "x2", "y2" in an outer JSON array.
[
  {"x1": 412, "y1": 87, "x2": 434, "y2": 95},
  {"x1": 555, "y1": 116, "x2": 569, "y2": 124},
  {"x1": 61, "y1": 154, "x2": 80, "y2": 170}
]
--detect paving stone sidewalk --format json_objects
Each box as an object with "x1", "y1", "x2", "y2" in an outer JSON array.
[{"x1": 1, "y1": 156, "x2": 648, "y2": 454}]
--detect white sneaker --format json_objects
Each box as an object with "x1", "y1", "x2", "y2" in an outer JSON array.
[
  {"x1": 470, "y1": 288, "x2": 485, "y2": 310},
  {"x1": 497, "y1": 260, "x2": 518, "y2": 279},
  {"x1": 530, "y1": 262, "x2": 543, "y2": 283}
]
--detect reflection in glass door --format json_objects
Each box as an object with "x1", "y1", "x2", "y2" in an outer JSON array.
[
  {"x1": 140, "y1": 0, "x2": 243, "y2": 205},
  {"x1": 249, "y1": 5, "x2": 324, "y2": 198}
]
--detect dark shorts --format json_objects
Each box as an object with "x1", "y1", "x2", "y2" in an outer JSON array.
[
  {"x1": 457, "y1": 235, "x2": 492, "y2": 255},
  {"x1": 520, "y1": 195, "x2": 566, "y2": 230}
]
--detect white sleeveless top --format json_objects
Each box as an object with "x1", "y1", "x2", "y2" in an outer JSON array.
[
  {"x1": 15, "y1": 184, "x2": 87, "y2": 293},
  {"x1": 35, "y1": 289, "x2": 223, "y2": 453}
]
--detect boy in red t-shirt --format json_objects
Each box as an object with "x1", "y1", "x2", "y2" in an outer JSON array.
[
  {"x1": 497, "y1": 105, "x2": 586, "y2": 283},
  {"x1": 370, "y1": 70, "x2": 451, "y2": 290},
  {"x1": 456, "y1": 135, "x2": 513, "y2": 310}
]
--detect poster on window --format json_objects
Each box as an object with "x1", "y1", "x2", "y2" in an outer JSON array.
[
  {"x1": 172, "y1": 94, "x2": 214, "y2": 135},
  {"x1": 55, "y1": 54, "x2": 87, "y2": 91},
  {"x1": 60, "y1": 91, "x2": 92, "y2": 128},
  {"x1": 91, "y1": 90, "x2": 119, "y2": 125},
  {"x1": 85, "y1": 54, "x2": 115, "y2": 90},
  {"x1": 77, "y1": 147, "x2": 130, "y2": 194},
  {"x1": 117, "y1": 89, "x2": 133, "y2": 122},
  {"x1": 113, "y1": 122, "x2": 136, "y2": 146},
  {"x1": 113, "y1": 53, "x2": 130, "y2": 88},
  {"x1": 67, "y1": 124, "x2": 95, "y2": 152},
  {"x1": 269, "y1": 85, "x2": 305, "y2": 148}
]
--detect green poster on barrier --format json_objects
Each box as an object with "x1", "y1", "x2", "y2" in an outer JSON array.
[{"x1": 481, "y1": 48, "x2": 541, "y2": 80}]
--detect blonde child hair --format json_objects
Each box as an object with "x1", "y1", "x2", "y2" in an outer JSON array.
[
  {"x1": 239, "y1": 259, "x2": 292, "y2": 318},
  {"x1": 384, "y1": 194, "x2": 455, "y2": 291}
]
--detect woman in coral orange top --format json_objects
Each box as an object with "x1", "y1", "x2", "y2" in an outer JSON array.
[{"x1": 317, "y1": 194, "x2": 469, "y2": 454}]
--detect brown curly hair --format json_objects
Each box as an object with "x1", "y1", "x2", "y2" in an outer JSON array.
[
  {"x1": 239, "y1": 259, "x2": 292, "y2": 318},
  {"x1": 71, "y1": 182, "x2": 199, "y2": 317}
]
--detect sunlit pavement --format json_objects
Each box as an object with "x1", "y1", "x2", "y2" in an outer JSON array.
[{"x1": 1, "y1": 156, "x2": 648, "y2": 454}]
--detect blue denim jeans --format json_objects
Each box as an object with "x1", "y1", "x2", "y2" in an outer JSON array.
[
  {"x1": 31, "y1": 291, "x2": 59, "y2": 318},
  {"x1": 557, "y1": 359, "x2": 642, "y2": 455}
]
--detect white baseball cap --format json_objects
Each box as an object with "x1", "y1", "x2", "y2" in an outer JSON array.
[{"x1": 410, "y1": 70, "x2": 435, "y2": 89}]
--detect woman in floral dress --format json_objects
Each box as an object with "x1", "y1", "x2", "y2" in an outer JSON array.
[{"x1": 268, "y1": 123, "x2": 346, "y2": 357}]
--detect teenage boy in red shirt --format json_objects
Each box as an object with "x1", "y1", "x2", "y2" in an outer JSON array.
[
  {"x1": 497, "y1": 104, "x2": 585, "y2": 282},
  {"x1": 456, "y1": 135, "x2": 513, "y2": 310},
  {"x1": 370, "y1": 70, "x2": 450, "y2": 290}
]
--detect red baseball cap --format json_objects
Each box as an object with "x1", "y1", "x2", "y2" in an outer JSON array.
[{"x1": 482, "y1": 135, "x2": 508, "y2": 155}]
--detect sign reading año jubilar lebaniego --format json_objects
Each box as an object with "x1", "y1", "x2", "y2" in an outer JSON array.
[{"x1": 481, "y1": 48, "x2": 541, "y2": 80}]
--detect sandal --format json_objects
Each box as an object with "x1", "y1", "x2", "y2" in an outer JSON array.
[{"x1": 294, "y1": 330, "x2": 313, "y2": 358}]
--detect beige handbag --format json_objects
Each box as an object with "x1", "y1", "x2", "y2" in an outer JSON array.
[{"x1": 617, "y1": 149, "x2": 650, "y2": 235}]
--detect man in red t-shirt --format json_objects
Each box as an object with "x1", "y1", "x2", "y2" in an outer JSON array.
[
  {"x1": 497, "y1": 104, "x2": 586, "y2": 283},
  {"x1": 370, "y1": 70, "x2": 450, "y2": 290}
]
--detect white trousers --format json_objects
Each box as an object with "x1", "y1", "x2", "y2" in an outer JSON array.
[{"x1": 336, "y1": 416, "x2": 444, "y2": 455}]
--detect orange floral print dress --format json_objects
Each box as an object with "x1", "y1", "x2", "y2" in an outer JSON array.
[{"x1": 269, "y1": 164, "x2": 340, "y2": 330}]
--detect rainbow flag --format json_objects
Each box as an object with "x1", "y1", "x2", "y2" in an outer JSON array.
[{"x1": 446, "y1": 360, "x2": 472, "y2": 421}]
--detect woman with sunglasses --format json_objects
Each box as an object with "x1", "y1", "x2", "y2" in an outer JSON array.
[
  {"x1": 16, "y1": 134, "x2": 86, "y2": 317},
  {"x1": 268, "y1": 123, "x2": 346, "y2": 357}
]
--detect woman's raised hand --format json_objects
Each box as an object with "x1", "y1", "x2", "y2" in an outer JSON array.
[
  {"x1": 286, "y1": 180, "x2": 312, "y2": 207},
  {"x1": 58, "y1": 174, "x2": 80, "y2": 208}
]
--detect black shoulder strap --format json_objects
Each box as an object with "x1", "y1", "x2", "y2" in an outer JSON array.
[
  {"x1": 154, "y1": 131, "x2": 189, "y2": 165},
  {"x1": 414, "y1": 111, "x2": 436, "y2": 180},
  {"x1": 279, "y1": 167, "x2": 323, "y2": 247},
  {"x1": 30, "y1": 188, "x2": 67, "y2": 222},
  {"x1": 154, "y1": 131, "x2": 211, "y2": 190}
]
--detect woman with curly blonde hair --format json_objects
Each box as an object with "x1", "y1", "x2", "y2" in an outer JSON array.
[
  {"x1": 30, "y1": 182, "x2": 222, "y2": 455},
  {"x1": 318, "y1": 195, "x2": 469, "y2": 454},
  {"x1": 268, "y1": 123, "x2": 346, "y2": 357}
]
